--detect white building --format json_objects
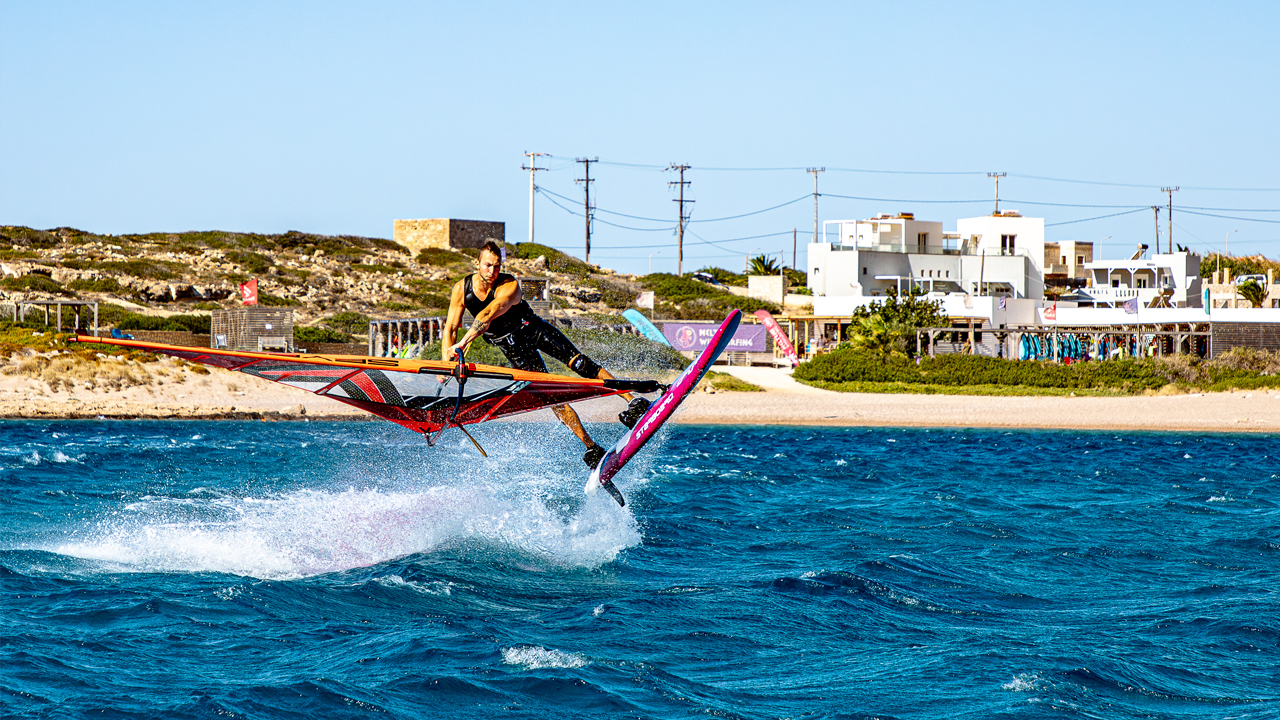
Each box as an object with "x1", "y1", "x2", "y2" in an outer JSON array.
[
  {"x1": 809, "y1": 211, "x2": 1046, "y2": 300},
  {"x1": 1071, "y1": 245, "x2": 1203, "y2": 308}
]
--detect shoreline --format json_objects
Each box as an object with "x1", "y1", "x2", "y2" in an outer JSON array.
[{"x1": 3, "y1": 364, "x2": 1280, "y2": 433}]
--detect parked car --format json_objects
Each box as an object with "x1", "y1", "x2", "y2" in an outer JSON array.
[
  {"x1": 1235, "y1": 274, "x2": 1267, "y2": 286},
  {"x1": 691, "y1": 271, "x2": 725, "y2": 287}
]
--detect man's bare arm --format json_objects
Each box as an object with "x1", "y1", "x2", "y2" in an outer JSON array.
[{"x1": 452, "y1": 280, "x2": 522, "y2": 353}]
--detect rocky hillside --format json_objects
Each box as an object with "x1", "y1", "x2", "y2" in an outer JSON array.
[{"x1": 0, "y1": 226, "x2": 785, "y2": 337}]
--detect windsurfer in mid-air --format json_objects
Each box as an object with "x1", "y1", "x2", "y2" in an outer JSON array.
[{"x1": 442, "y1": 241, "x2": 650, "y2": 469}]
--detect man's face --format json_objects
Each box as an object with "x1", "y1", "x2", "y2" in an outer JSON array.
[{"x1": 477, "y1": 250, "x2": 502, "y2": 283}]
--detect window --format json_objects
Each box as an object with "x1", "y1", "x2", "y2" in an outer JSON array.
[
  {"x1": 1111, "y1": 279, "x2": 1120, "y2": 287},
  {"x1": 1077, "y1": 255, "x2": 1084, "y2": 265},
  {"x1": 1137, "y1": 278, "x2": 1148, "y2": 289},
  {"x1": 862, "y1": 267, "x2": 867, "y2": 275},
  {"x1": 1061, "y1": 255, "x2": 1067, "y2": 264},
  {"x1": 917, "y1": 232, "x2": 928, "y2": 251},
  {"x1": 1001, "y1": 234, "x2": 1017, "y2": 255}
]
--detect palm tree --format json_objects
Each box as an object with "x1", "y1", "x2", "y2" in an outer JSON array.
[
  {"x1": 747, "y1": 254, "x2": 780, "y2": 275},
  {"x1": 1237, "y1": 279, "x2": 1267, "y2": 308},
  {"x1": 846, "y1": 315, "x2": 911, "y2": 357}
]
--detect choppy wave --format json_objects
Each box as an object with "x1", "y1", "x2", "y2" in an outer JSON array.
[
  {"x1": 3, "y1": 421, "x2": 1280, "y2": 719},
  {"x1": 52, "y1": 485, "x2": 639, "y2": 579}
]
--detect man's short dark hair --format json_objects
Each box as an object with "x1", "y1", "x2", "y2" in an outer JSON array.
[{"x1": 479, "y1": 240, "x2": 503, "y2": 259}]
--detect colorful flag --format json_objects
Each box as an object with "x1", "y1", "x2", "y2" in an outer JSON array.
[
  {"x1": 1203, "y1": 288, "x2": 1211, "y2": 314},
  {"x1": 1123, "y1": 298, "x2": 1138, "y2": 314},
  {"x1": 998, "y1": 296, "x2": 1007, "y2": 310},
  {"x1": 636, "y1": 291, "x2": 655, "y2": 309},
  {"x1": 1044, "y1": 302, "x2": 1057, "y2": 320},
  {"x1": 753, "y1": 310, "x2": 801, "y2": 367},
  {"x1": 240, "y1": 279, "x2": 259, "y2": 306}
]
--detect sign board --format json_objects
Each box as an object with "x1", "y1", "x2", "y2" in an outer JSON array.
[{"x1": 662, "y1": 321, "x2": 767, "y2": 352}]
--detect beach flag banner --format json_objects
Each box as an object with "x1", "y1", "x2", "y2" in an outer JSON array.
[
  {"x1": 636, "y1": 291, "x2": 655, "y2": 309},
  {"x1": 998, "y1": 296, "x2": 1007, "y2": 310},
  {"x1": 240, "y1": 279, "x2": 259, "y2": 306},
  {"x1": 1123, "y1": 298, "x2": 1139, "y2": 314},
  {"x1": 1044, "y1": 303, "x2": 1057, "y2": 321},
  {"x1": 1203, "y1": 288, "x2": 1211, "y2": 314},
  {"x1": 754, "y1": 310, "x2": 800, "y2": 367}
]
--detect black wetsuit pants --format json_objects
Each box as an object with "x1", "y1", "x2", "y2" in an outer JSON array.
[{"x1": 488, "y1": 316, "x2": 599, "y2": 378}]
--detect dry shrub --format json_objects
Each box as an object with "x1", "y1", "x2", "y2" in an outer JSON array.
[
  {"x1": 1155, "y1": 354, "x2": 1203, "y2": 384},
  {"x1": 1206, "y1": 347, "x2": 1280, "y2": 375},
  {"x1": 15, "y1": 355, "x2": 51, "y2": 377},
  {"x1": 39, "y1": 354, "x2": 154, "y2": 392}
]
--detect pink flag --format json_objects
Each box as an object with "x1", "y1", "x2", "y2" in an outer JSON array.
[{"x1": 754, "y1": 310, "x2": 800, "y2": 367}]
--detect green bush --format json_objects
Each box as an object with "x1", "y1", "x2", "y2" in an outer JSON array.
[
  {"x1": 259, "y1": 292, "x2": 301, "y2": 307},
  {"x1": 116, "y1": 312, "x2": 211, "y2": 334},
  {"x1": 795, "y1": 349, "x2": 1171, "y2": 393},
  {"x1": 640, "y1": 273, "x2": 779, "y2": 319},
  {"x1": 416, "y1": 248, "x2": 471, "y2": 268},
  {"x1": 325, "y1": 312, "x2": 370, "y2": 336},
  {"x1": 226, "y1": 250, "x2": 273, "y2": 275},
  {"x1": 513, "y1": 242, "x2": 595, "y2": 278},
  {"x1": 95, "y1": 259, "x2": 183, "y2": 280},
  {"x1": 295, "y1": 326, "x2": 351, "y2": 344},
  {"x1": 698, "y1": 267, "x2": 746, "y2": 285},
  {"x1": 584, "y1": 277, "x2": 638, "y2": 309},
  {"x1": 68, "y1": 277, "x2": 123, "y2": 293},
  {"x1": 1, "y1": 275, "x2": 73, "y2": 295}
]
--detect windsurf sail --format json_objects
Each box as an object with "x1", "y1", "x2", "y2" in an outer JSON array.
[{"x1": 71, "y1": 336, "x2": 660, "y2": 437}]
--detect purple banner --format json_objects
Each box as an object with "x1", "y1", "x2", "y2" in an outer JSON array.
[{"x1": 662, "y1": 322, "x2": 767, "y2": 352}]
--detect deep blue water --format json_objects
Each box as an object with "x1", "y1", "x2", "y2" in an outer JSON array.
[{"x1": 2, "y1": 418, "x2": 1279, "y2": 719}]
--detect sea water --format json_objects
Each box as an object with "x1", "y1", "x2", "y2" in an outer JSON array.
[{"x1": 2, "y1": 419, "x2": 1277, "y2": 719}]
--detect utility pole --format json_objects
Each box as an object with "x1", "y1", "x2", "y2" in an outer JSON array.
[
  {"x1": 668, "y1": 163, "x2": 692, "y2": 276},
  {"x1": 522, "y1": 152, "x2": 548, "y2": 244},
  {"x1": 1161, "y1": 186, "x2": 1179, "y2": 254},
  {"x1": 576, "y1": 157, "x2": 597, "y2": 264},
  {"x1": 988, "y1": 172, "x2": 1007, "y2": 215},
  {"x1": 1153, "y1": 206, "x2": 1161, "y2": 252},
  {"x1": 792, "y1": 228, "x2": 797, "y2": 271},
  {"x1": 807, "y1": 167, "x2": 824, "y2": 243}
]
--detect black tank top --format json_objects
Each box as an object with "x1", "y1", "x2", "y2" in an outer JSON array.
[{"x1": 463, "y1": 273, "x2": 537, "y2": 339}]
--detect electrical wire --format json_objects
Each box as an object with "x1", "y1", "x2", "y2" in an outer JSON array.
[
  {"x1": 535, "y1": 187, "x2": 675, "y2": 232},
  {"x1": 820, "y1": 192, "x2": 986, "y2": 204},
  {"x1": 540, "y1": 155, "x2": 1280, "y2": 192},
  {"x1": 1178, "y1": 209, "x2": 1280, "y2": 225},
  {"x1": 1044, "y1": 207, "x2": 1150, "y2": 227}
]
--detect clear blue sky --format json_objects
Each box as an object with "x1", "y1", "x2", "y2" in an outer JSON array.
[{"x1": 4, "y1": 1, "x2": 1278, "y2": 275}]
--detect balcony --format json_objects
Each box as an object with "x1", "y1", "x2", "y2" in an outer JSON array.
[{"x1": 840, "y1": 242, "x2": 969, "y2": 256}]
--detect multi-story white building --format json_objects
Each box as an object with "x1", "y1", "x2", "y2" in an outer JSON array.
[
  {"x1": 1072, "y1": 246, "x2": 1203, "y2": 308},
  {"x1": 809, "y1": 211, "x2": 1046, "y2": 300}
]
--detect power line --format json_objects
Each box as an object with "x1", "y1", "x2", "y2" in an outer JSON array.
[
  {"x1": 539, "y1": 154, "x2": 1280, "y2": 192},
  {"x1": 1179, "y1": 209, "x2": 1280, "y2": 225},
  {"x1": 534, "y1": 187, "x2": 673, "y2": 232},
  {"x1": 1044, "y1": 207, "x2": 1150, "y2": 227},
  {"x1": 821, "y1": 193, "x2": 986, "y2": 204}
]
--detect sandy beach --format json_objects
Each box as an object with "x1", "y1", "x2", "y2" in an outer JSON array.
[{"x1": 2, "y1": 359, "x2": 1279, "y2": 433}]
